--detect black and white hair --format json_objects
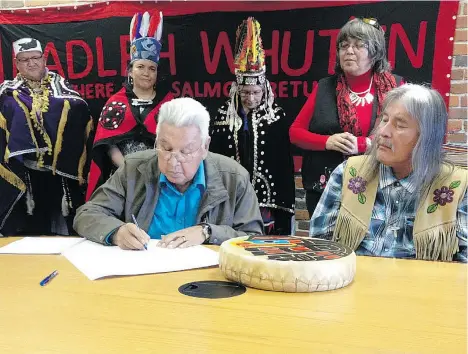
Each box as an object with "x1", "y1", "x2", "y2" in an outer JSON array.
[
  {"x1": 156, "y1": 97, "x2": 210, "y2": 144},
  {"x1": 335, "y1": 18, "x2": 391, "y2": 74},
  {"x1": 363, "y1": 84, "x2": 451, "y2": 203}
]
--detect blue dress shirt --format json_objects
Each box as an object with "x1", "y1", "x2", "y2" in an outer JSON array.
[{"x1": 147, "y1": 161, "x2": 206, "y2": 239}]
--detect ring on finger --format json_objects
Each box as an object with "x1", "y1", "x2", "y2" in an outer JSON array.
[{"x1": 182, "y1": 235, "x2": 187, "y2": 243}]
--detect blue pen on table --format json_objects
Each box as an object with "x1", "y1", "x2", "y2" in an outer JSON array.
[
  {"x1": 40, "y1": 270, "x2": 58, "y2": 287},
  {"x1": 132, "y1": 214, "x2": 148, "y2": 250}
]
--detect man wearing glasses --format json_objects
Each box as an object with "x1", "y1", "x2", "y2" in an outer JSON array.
[
  {"x1": 0, "y1": 37, "x2": 92, "y2": 236},
  {"x1": 74, "y1": 97, "x2": 263, "y2": 249},
  {"x1": 209, "y1": 17, "x2": 295, "y2": 236}
]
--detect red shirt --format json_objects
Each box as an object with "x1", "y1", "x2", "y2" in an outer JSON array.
[{"x1": 289, "y1": 69, "x2": 375, "y2": 153}]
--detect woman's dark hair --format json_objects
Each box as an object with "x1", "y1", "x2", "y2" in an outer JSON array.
[{"x1": 335, "y1": 18, "x2": 391, "y2": 74}]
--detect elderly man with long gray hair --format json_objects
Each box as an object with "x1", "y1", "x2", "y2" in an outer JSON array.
[
  {"x1": 309, "y1": 84, "x2": 467, "y2": 262},
  {"x1": 74, "y1": 97, "x2": 263, "y2": 250}
]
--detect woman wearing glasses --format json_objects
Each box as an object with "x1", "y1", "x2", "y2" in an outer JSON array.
[
  {"x1": 289, "y1": 18, "x2": 403, "y2": 216},
  {"x1": 209, "y1": 18, "x2": 295, "y2": 235},
  {"x1": 86, "y1": 11, "x2": 173, "y2": 199}
]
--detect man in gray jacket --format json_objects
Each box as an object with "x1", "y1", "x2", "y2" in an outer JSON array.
[{"x1": 74, "y1": 97, "x2": 263, "y2": 250}]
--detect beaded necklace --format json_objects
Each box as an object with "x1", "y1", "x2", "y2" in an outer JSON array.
[{"x1": 22, "y1": 74, "x2": 53, "y2": 166}]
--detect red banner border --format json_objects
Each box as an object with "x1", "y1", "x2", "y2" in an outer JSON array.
[{"x1": 0, "y1": 0, "x2": 380, "y2": 25}]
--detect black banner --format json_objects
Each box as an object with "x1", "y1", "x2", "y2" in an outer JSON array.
[{"x1": 0, "y1": 1, "x2": 457, "y2": 123}]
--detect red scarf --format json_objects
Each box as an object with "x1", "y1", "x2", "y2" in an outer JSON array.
[{"x1": 336, "y1": 71, "x2": 397, "y2": 136}]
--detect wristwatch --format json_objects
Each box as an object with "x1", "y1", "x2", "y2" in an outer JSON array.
[{"x1": 199, "y1": 223, "x2": 212, "y2": 242}]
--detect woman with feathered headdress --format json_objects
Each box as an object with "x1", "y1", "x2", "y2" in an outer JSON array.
[
  {"x1": 209, "y1": 17, "x2": 295, "y2": 235},
  {"x1": 87, "y1": 11, "x2": 173, "y2": 199}
]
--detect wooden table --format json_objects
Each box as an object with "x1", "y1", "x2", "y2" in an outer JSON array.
[{"x1": 0, "y1": 237, "x2": 466, "y2": 354}]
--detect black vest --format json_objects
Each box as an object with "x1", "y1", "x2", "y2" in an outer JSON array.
[{"x1": 301, "y1": 74, "x2": 401, "y2": 196}]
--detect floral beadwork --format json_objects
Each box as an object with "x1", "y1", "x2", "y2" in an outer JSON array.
[
  {"x1": 427, "y1": 180, "x2": 461, "y2": 213},
  {"x1": 348, "y1": 176, "x2": 367, "y2": 194},
  {"x1": 320, "y1": 174, "x2": 326, "y2": 185},
  {"x1": 311, "y1": 167, "x2": 333, "y2": 193},
  {"x1": 433, "y1": 186, "x2": 454, "y2": 205},
  {"x1": 347, "y1": 167, "x2": 367, "y2": 204}
]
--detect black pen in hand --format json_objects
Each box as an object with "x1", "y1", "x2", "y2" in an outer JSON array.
[{"x1": 131, "y1": 214, "x2": 148, "y2": 250}]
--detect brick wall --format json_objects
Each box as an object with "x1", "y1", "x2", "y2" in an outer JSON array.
[
  {"x1": 2, "y1": 0, "x2": 467, "y2": 235},
  {"x1": 449, "y1": 1, "x2": 468, "y2": 144}
]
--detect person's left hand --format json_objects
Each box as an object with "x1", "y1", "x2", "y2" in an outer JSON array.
[{"x1": 156, "y1": 226, "x2": 205, "y2": 248}]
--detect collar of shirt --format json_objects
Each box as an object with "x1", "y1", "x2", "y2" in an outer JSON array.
[
  {"x1": 378, "y1": 164, "x2": 417, "y2": 194},
  {"x1": 159, "y1": 160, "x2": 206, "y2": 195}
]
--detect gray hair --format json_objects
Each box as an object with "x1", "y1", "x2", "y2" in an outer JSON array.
[
  {"x1": 335, "y1": 18, "x2": 391, "y2": 74},
  {"x1": 156, "y1": 97, "x2": 210, "y2": 144},
  {"x1": 362, "y1": 84, "x2": 451, "y2": 205}
]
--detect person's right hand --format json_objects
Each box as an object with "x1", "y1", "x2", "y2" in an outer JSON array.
[
  {"x1": 325, "y1": 132, "x2": 356, "y2": 154},
  {"x1": 112, "y1": 223, "x2": 150, "y2": 250}
]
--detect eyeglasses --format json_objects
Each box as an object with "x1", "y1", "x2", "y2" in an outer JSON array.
[
  {"x1": 17, "y1": 55, "x2": 43, "y2": 64},
  {"x1": 155, "y1": 144, "x2": 203, "y2": 163},
  {"x1": 338, "y1": 41, "x2": 369, "y2": 51},
  {"x1": 239, "y1": 90, "x2": 263, "y2": 98},
  {"x1": 362, "y1": 17, "x2": 382, "y2": 30}
]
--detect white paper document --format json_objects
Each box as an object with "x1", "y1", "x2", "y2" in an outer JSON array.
[
  {"x1": 62, "y1": 239, "x2": 220, "y2": 280},
  {"x1": 0, "y1": 237, "x2": 85, "y2": 254}
]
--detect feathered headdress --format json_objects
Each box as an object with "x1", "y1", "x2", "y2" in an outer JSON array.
[
  {"x1": 233, "y1": 17, "x2": 266, "y2": 86},
  {"x1": 129, "y1": 11, "x2": 163, "y2": 64},
  {"x1": 226, "y1": 17, "x2": 275, "y2": 132}
]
